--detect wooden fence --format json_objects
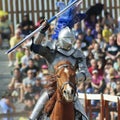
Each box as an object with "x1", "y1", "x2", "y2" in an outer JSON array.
[
  {"x1": 0, "y1": 93, "x2": 120, "y2": 120},
  {"x1": 78, "y1": 93, "x2": 120, "y2": 120},
  {"x1": 0, "y1": 0, "x2": 120, "y2": 29}
]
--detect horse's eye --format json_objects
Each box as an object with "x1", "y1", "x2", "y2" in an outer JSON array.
[
  {"x1": 57, "y1": 75, "x2": 60, "y2": 78},
  {"x1": 64, "y1": 65, "x2": 68, "y2": 68}
]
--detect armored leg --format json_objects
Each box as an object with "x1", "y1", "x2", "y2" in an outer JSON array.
[
  {"x1": 29, "y1": 91, "x2": 49, "y2": 120},
  {"x1": 74, "y1": 98, "x2": 89, "y2": 120}
]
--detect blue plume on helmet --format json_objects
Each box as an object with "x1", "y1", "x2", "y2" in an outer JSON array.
[{"x1": 52, "y1": 0, "x2": 86, "y2": 40}]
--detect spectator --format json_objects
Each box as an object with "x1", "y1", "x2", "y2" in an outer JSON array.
[
  {"x1": 20, "y1": 14, "x2": 35, "y2": 37},
  {"x1": 21, "y1": 48, "x2": 34, "y2": 69},
  {"x1": 97, "y1": 59, "x2": 104, "y2": 76},
  {"x1": 113, "y1": 55, "x2": 120, "y2": 71},
  {"x1": 72, "y1": 22, "x2": 82, "y2": 38},
  {"x1": 32, "y1": 77, "x2": 42, "y2": 93},
  {"x1": 0, "y1": 12, "x2": 12, "y2": 48},
  {"x1": 24, "y1": 84, "x2": 35, "y2": 101},
  {"x1": 14, "y1": 46, "x2": 25, "y2": 67},
  {"x1": 88, "y1": 59, "x2": 98, "y2": 75},
  {"x1": 22, "y1": 70, "x2": 36, "y2": 91},
  {"x1": 101, "y1": 11, "x2": 114, "y2": 30},
  {"x1": 102, "y1": 24, "x2": 112, "y2": 43},
  {"x1": 23, "y1": 96, "x2": 35, "y2": 116},
  {"x1": 37, "y1": 64, "x2": 49, "y2": 79},
  {"x1": 78, "y1": 33, "x2": 89, "y2": 57},
  {"x1": 91, "y1": 69, "x2": 105, "y2": 93},
  {"x1": 74, "y1": 39, "x2": 81, "y2": 50},
  {"x1": 105, "y1": 36, "x2": 119, "y2": 60},
  {"x1": 33, "y1": 54, "x2": 47, "y2": 69},
  {"x1": 84, "y1": 28, "x2": 94, "y2": 45},
  {"x1": 103, "y1": 87, "x2": 110, "y2": 94},
  {"x1": 0, "y1": 91, "x2": 16, "y2": 120},
  {"x1": 116, "y1": 81, "x2": 120, "y2": 96},
  {"x1": 91, "y1": 42, "x2": 104, "y2": 60},
  {"x1": 91, "y1": 23, "x2": 102, "y2": 38},
  {"x1": 8, "y1": 28, "x2": 23, "y2": 67},
  {"x1": 105, "y1": 67, "x2": 118, "y2": 84},
  {"x1": 21, "y1": 58, "x2": 39, "y2": 77},
  {"x1": 104, "y1": 59, "x2": 114, "y2": 82},
  {"x1": 8, "y1": 67, "x2": 24, "y2": 102},
  {"x1": 118, "y1": 15, "x2": 120, "y2": 32},
  {"x1": 4, "y1": 11, "x2": 14, "y2": 37},
  {"x1": 85, "y1": 82, "x2": 94, "y2": 93},
  {"x1": 8, "y1": 67, "x2": 23, "y2": 86},
  {"x1": 117, "y1": 32, "x2": 120, "y2": 45},
  {"x1": 88, "y1": 39, "x2": 96, "y2": 51},
  {"x1": 86, "y1": 51, "x2": 94, "y2": 67},
  {"x1": 109, "y1": 75, "x2": 117, "y2": 90},
  {"x1": 95, "y1": 33, "x2": 107, "y2": 52}
]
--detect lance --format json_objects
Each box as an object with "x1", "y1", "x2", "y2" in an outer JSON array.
[{"x1": 5, "y1": 0, "x2": 82, "y2": 54}]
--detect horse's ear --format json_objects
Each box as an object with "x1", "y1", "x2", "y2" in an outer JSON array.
[{"x1": 54, "y1": 61, "x2": 63, "y2": 71}]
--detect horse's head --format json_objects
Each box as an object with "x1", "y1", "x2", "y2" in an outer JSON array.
[{"x1": 54, "y1": 60, "x2": 76, "y2": 102}]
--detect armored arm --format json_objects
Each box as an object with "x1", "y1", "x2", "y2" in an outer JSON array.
[
  {"x1": 34, "y1": 21, "x2": 50, "y2": 44},
  {"x1": 75, "y1": 50, "x2": 91, "y2": 83},
  {"x1": 25, "y1": 21, "x2": 49, "y2": 49},
  {"x1": 34, "y1": 32, "x2": 45, "y2": 44},
  {"x1": 29, "y1": 91, "x2": 49, "y2": 120}
]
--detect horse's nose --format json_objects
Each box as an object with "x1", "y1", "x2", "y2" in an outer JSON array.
[
  {"x1": 63, "y1": 89, "x2": 73, "y2": 96},
  {"x1": 63, "y1": 85, "x2": 74, "y2": 95}
]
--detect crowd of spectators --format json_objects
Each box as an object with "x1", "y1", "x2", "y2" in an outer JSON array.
[{"x1": 0, "y1": 8, "x2": 120, "y2": 120}]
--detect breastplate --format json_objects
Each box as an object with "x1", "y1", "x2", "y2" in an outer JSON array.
[{"x1": 48, "y1": 52, "x2": 77, "y2": 73}]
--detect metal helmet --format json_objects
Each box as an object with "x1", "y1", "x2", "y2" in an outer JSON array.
[{"x1": 58, "y1": 27, "x2": 75, "y2": 50}]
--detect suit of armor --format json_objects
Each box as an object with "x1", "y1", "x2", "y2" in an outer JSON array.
[{"x1": 29, "y1": 27, "x2": 91, "y2": 120}]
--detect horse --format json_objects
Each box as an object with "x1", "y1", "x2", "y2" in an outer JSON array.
[{"x1": 43, "y1": 60, "x2": 77, "y2": 120}]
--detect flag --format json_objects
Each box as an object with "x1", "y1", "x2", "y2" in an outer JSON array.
[{"x1": 52, "y1": 0, "x2": 86, "y2": 40}]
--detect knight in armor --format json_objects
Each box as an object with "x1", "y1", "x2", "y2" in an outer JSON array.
[
  {"x1": 28, "y1": 0, "x2": 91, "y2": 119},
  {"x1": 28, "y1": 21, "x2": 91, "y2": 120}
]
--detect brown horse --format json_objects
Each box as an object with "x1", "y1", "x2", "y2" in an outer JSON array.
[{"x1": 44, "y1": 60, "x2": 76, "y2": 120}]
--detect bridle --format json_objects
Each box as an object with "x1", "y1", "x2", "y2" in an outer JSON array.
[{"x1": 55, "y1": 64, "x2": 77, "y2": 99}]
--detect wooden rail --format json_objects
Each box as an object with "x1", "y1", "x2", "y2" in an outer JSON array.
[
  {"x1": 78, "y1": 93, "x2": 120, "y2": 120},
  {"x1": 0, "y1": 93, "x2": 119, "y2": 119}
]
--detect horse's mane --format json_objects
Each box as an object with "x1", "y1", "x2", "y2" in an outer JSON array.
[
  {"x1": 44, "y1": 90, "x2": 57, "y2": 115},
  {"x1": 43, "y1": 74, "x2": 57, "y2": 115}
]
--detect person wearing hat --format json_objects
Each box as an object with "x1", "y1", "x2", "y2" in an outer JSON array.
[
  {"x1": 37, "y1": 64, "x2": 49, "y2": 77},
  {"x1": 91, "y1": 69, "x2": 105, "y2": 93},
  {"x1": 37, "y1": 64, "x2": 49, "y2": 87}
]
